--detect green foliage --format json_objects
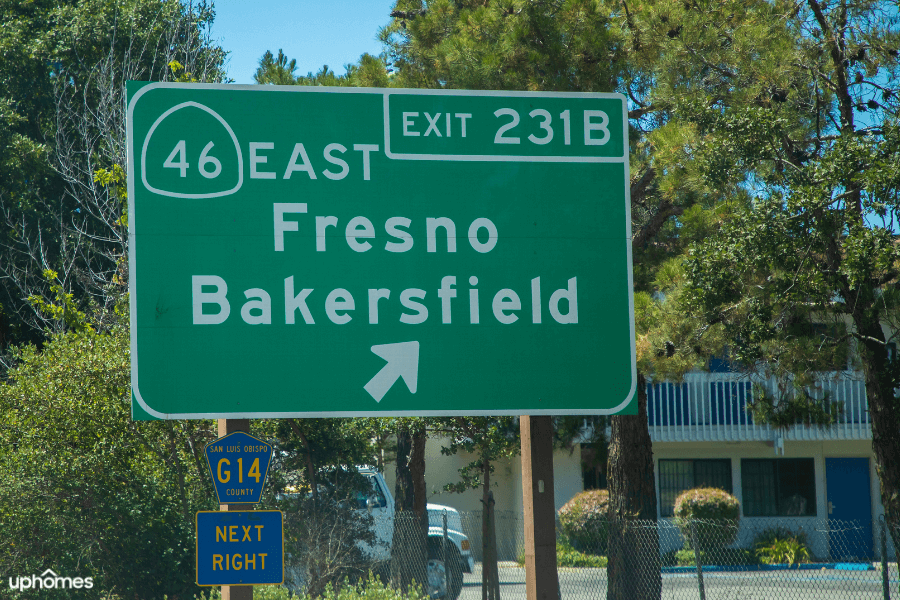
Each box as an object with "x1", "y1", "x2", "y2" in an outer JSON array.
[
  {"x1": 26, "y1": 269, "x2": 92, "y2": 333},
  {"x1": 557, "y1": 489, "x2": 610, "y2": 554},
  {"x1": 517, "y1": 539, "x2": 608, "y2": 569},
  {"x1": 254, "y1": 50, "x2": 391, "y2": 88},
  {"x1": 674, "y1": 488, "x2": 741, "y2": 521},
  {"x1": 314, "y1": 573, "x2": 428, "y2": 600},
  {"x1": 201, "y1": 573, "x2": 427, "y2": 600},
  {"x1": 556, "y1": 544, "x2": 608, "y2": 569},
  {"x1": 270, "y1": 483, "x2": 379, "y2": 597},
  {"x1": 267, "y1": 418, "x2": 381, "y2": 489},
  {"x1": 753, "y1": 527, "x2": 811, "y2": 565},
  {"x1": 254, "y1": 49, "x2": 300, "y2": 85},
  {"x1": 0, "y1": 0, "x2": 226, "y2": 341},
  {"x1": 672, "y1": 548, "x2": 707, "y2": 567},
  {"x1": 381, "y1": 0, "x2": 629, "y2": 92},
  {"x1": 756, "y1": 538, "x2": 811, "y2": 566},
  {"x1": 747, "y1": 385, "x2": 843, "y2": 429},
  {"x1": 673, "y1": 488, "x2": 741, "y2": 550},
  {"x1": 0, "y1": 323, "x2": 218, "y2": 599},
  {"x1": 677, "y1": 5, "x2": 900, "y2": 360},
  {"x1": 437, "y1": 417, "x2": 519, "y2": 494},
  {"x1": 672, "y1": 0, "x2": 900, "y2": 526},
  {"x1": 668, "y1": 548, "x2": 756, "y2": 567},
  {"x1": 201, "y1": 584, "x2": 295, "y2": 600}
]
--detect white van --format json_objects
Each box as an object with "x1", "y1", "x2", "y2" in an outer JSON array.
[{"x1": 359, "y1": 468, "x2": 473, "y2": 600}]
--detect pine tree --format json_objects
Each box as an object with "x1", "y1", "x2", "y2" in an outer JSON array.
[{"x1": 675, "y1": 0, "x2": 900, "y2": 539}]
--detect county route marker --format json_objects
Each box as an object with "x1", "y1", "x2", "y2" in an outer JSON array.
[
  {"x1": 127, "y1": 83, "x2": 636, "y2": 419},
  {"x1": 204, "y1": 431, "x2": 273, "y2": 504}
]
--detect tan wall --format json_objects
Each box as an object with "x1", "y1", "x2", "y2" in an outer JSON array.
[{"x1": 383, "y1": 436, "x2": 584, "y2": 560}]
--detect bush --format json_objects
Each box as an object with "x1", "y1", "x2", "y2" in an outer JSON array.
[
  {"x1": 558, "y1": 489, "x2": 609, "y2": 554},
  {"x1": 0, "y1": 326, "x2": 216, "y2": 600},
  {"x1": 673, "y1": 488, "x2": 741, "y2": 550},
  {"x1": 557, "y1": 544, "x2": 608, "y2": 568},
  {"x1": 275, "y1": 486, "x2": 381, "y2": 597},
  {"x1": 752, "y1": 526, "x2": 809, "y2": 549},
  {"x1": 753, "y1": 527, "x2": 811, "y2": 565},
  {"x1": 674, "y1": 548, "x2": 707, "y2": 566}
]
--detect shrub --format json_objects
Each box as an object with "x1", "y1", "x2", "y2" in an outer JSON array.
[
  {"x1": 558, "y1": 489, "x2": 609, "y2": 554},
  {"x1": 557, "y1": 544, "x2": 608, "y2": 568},
  {"x1": 674, "y1": 548, "x2": 706, "y2": 566},
  {"x1": 274, "y1": 486, "x2": 380, "y2": 597},
  {"x1": 673, "y1": 488, "x2": 741, "y2": 550},
  {"x1": 752, "y1": 526, "x2": 809, "y2": 549},
  {"x1": 753, "y1": 527, "x2": 811, "y2": 565}
]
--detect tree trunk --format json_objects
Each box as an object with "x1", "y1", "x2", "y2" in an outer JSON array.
[
  {"x1": 411, "y1": 425, "x2": 428, "y2": 520},
  {"x1": 392, "y1": 426, "x2": 428, "y2": 592},
  {"x1": 481, "y1": 460, "x2": 500, "y2": 600},
  {"x1": 853, "y1": 315, "x2": 900, "y2": 551},
  {"x1": 607, "y1": 372, "x2": 661, "y2": 600}
]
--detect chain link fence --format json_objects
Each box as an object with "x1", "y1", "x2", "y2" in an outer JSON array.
[
  {"x1": 281, "y1": 505, "x2": 900, "y2": 600},
  {"x1": 393, "y1": 512, "x2": 900, "y2": 600}
]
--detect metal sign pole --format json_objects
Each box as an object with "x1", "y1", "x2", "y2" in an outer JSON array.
[
  {"x1": 219, "y1": 418, "x2": 253, "y2": 600},
  {"x1": 520, "y1": 416, "x2": 559, "y2": 600}
]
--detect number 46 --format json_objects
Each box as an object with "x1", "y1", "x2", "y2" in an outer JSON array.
[{"x1": 164, "y1": 140, "x2": 222, "y2": 179}]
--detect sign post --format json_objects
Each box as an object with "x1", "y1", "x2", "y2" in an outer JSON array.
[
  {"x1": 204, "y1": 419, "x2": 281, "y2": 600},
  {"x1": 521, "y1": 416, "x2": 558, "y2": 600},
  {"x1": 127, "y1": 84, "x2": 636, "y2": 419}
]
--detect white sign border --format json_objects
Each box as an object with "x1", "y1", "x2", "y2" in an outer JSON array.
[{"x1": 127, "y1": 83, "x2": 636, "y2": 420}]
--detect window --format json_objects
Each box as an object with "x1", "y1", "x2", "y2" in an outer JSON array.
[
  {"x1": 355, "y1": 474, "x2": 388, "y2": 510},
  {"x1": 658, "y1": 459, "x2": 732, "y2": 517},
  {"x1": 741, "y1": 458, "x2": 816, "y2": 516},
  {"x1": 582, "y1": 446, "x2": 608, "y2": 490}
]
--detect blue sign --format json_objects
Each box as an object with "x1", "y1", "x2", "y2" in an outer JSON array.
[
  {"x1": 196, "y1": 510, "x2": 283, "y2": 586},
  {"x1": 205, "y1": 432, "x2": 273, "y2": 504}
]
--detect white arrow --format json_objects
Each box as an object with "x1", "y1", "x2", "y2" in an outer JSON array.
[{"x1": 364, "y1": 341, "x2": 420, "y2": 402}]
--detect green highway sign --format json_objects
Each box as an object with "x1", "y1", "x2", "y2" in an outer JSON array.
[{"x1": 127, "y1": 83, "x2": 636, "y2": 419}]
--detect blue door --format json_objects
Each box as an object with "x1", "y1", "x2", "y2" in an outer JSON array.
[{"x1": 825, "y1": 457, "x2": 873, "y2": 560}]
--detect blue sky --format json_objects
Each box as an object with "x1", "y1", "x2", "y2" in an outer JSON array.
[{"x1": 211, "y1": 1, "x2": 396, "y2": 84}]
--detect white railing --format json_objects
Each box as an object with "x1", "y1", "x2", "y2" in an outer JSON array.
[{"x1": 647, "y1": 371, "x2": 870, "y2": 442}]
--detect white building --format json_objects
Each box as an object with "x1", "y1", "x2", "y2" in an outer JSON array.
[
  {"x1": 384, "y1": 368, "x2": 885, "y2": 561},
  {"x1": 648, "y1": 370, "x2": 882, "y2": 559}
]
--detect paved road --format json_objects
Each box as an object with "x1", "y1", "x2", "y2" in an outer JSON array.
[{"x1": 459, "y1": 562, "x2": 900, "y2": 600}]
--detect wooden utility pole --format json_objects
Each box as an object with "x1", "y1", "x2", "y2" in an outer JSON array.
[
  {"x1": 520, "y1": 416, "x2": 559, "y2": 600},
  {"x1": 218, "y1": 418, "x2": 253, "y2": 600}
]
